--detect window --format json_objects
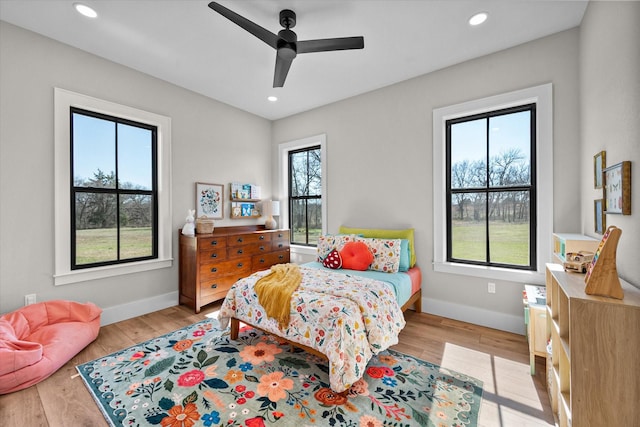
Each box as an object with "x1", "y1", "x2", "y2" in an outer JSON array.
[
  {"x1": 278, "y1": 134, "x2": 326, "y2": 250},
  {"x1": 54, "y1": 88, "x2": 172, "y2": 285},
  {"x1": 71, "y1": 108, "x2": 158, "y2": 269},
  {"x1": 446, "y1": 104, "x2": 536, "y2": 270},
  {"x1": 433, "y1": 84, "x2": 553, "y2": 282},
  {"x1": 288, "y1": 146, "x2": 322, "y2": 245}
]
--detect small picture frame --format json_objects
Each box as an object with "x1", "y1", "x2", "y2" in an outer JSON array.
[
  {"x1": 594, "y1": 199, "x2": 605, "y2": 234},
  {"x1": 603, "y1": 161, "x2": 631, "y2": 215},
  {"x1": 593, "y1": 151, "x2": 605, "y2": 189},
  {"x1": 196, "y1": 182, "x2": 224, "y2": 219}
]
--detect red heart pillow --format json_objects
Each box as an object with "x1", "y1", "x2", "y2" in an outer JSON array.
[
  {"x1": 340, "y1": 241, "x2": 373, "y2": 271},
  {"x1": 322, "y1": 249, "x2": 343, "y2": 269}
]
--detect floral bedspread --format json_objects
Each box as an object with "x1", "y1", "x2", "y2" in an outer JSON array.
[{"x1": 218, "y1": 266, "x2": 406, "y2": 392}]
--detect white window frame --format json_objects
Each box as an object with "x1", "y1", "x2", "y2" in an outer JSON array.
[
  {"x1": 53, "y1": 88, "x2": 172, "y2": 285},
  {"x1": 433, "y1": 84, "x2": 553, "y2": 283},
  {"x1": 278, "y1": 134, "x2": 327, "y2": 256}
]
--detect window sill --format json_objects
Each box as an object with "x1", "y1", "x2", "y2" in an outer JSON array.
[
  {"x1": 54, "y1": 258, "x2": 173, "y2": 286},
  {"x1": 290, "y1": 245, "x2": 316, "y2": 256},
  {"x1": 433, "y1": 261, "x2": 545, "y2": 285}
]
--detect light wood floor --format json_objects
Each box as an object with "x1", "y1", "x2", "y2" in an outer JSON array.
[{"x1": 0, "y1": 303, "x2": 554, "y2": 427}]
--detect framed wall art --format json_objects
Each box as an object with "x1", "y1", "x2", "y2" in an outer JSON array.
[
  {"x1": 603, "y1": 161, "x2": 631, "y2": 215},
  {"x1": 593, "y1": 151, "x2": 605, "y2": 189},
  {"x1": 196, "y1": 182, "x2": 224, "y2": 219},
  {"x1": 594, "y1": 199, "x2": 605, "y2": 234}
]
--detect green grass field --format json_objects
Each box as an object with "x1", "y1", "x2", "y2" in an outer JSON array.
[
  {"x1": 452, "y1": 220, "x2": 529, "y2": 265},
  {"x1": 292, "y1": 227, "x2": 322, "y2": 246},
  {"x1": 76, "y1": 227, "x2": 152, "y2": 264}
]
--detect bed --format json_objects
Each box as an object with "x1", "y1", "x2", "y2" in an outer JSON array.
[{"x1": 218, "y1": 229, "x2": 422, "y2": 392}]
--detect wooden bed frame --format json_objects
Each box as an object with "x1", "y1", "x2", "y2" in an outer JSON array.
[{"x1": 229, "y1": 289, "x2": 422, "y2": 359}]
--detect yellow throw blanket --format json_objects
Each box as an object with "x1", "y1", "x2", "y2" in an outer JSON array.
[{"x1": 254, "y1": 263, "x2": 302, "y2": 329}]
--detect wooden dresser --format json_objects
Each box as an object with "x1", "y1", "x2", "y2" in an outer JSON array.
[{"x1": 179, "y1": 225, "x2": 290, "y2": 313}]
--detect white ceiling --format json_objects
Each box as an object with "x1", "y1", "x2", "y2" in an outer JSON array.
[{"x1": 0, "y1": 0, "x2": 588, "y2": 120}]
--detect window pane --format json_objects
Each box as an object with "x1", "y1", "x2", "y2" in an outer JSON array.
[
  {"x1": 489, "y1": 111, "x2": 531, "y2": 187},
  {"x1": 488, "y1": 191, "x2": 530, "y2": 265},
  {"x1": 450, "y1": 119, "x2": 487, "y2": 188},
  {"x1": 307, "y1": 148, "x2": 322, "y2": 196},
  {"x1": 120, "y1": 194, "x2": 153, "y2": 259},
  {"x1": 290, "y1": 199, "x2": 308, "y2": 244},
  {"x1": 290, "y1": 148, "x2": 321, "y2": 197},
  {"x1": 451, "y1": 192, "x2": 486, "y2": 262},
  {"x1": 73, "y1": 113, "x2": 116, "y2": 188},
  {"x1": 75, "y1": 192, "x2": 117, "y2": 265},
  {"x1": 118, "y1": 123, "x2": 153, "y2": 190},
  {"x1": 307, "y1": 198, "x2": 322, "y2": 244}
]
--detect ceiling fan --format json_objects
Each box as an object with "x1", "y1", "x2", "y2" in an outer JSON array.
[{"x1": 208, "y1": 2, "x2": 365, "y2": 88}]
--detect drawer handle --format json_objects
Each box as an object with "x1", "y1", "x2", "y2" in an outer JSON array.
[
  {"x1": 237, "y1": 249, "x2": 243, "y2": 255},
  {"x1": 259, "y1": 235, "x2": 265, "y2": 240},
  {"x1": 277, "y1": 243, "x2": 283, "y2": 248},
  {"x1": 210, "y1": 240, "x2": 218, "y2": 246},
  {"x1": 237, "y1": 263, "x2": 244, "y2": 268},
  {"x1": 278, "y1": 255, "x2": 284, "y2": 260},
  {"x1": 278, "y1": 233, "x2": 283, "y2": 237},
  {"x1": 210, "y1": 267, "x2": 217, "y2": 273},
  {"x1": 211, "y1": 284, "x2": 218, "y2": 289},
  {"x1": 259, "y1": 258, "x2": 265, "y2": 263},
  {"x1": 259, "y1": 246, "x2": 265, "y2": 251},
  {"x1": 237, "y1": 237, "x2": 243, "y2": 243},
  {"x1": 210, "y1": 253, "x2": 217, "y2": 258}
]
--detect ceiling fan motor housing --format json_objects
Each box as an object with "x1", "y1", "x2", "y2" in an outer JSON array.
[{"x1": 277, "y1": 28, "x2": 297, "y2": 59}]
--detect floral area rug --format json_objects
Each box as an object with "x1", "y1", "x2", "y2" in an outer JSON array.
[{"x1": 77, "y1": 319, "x2": 483, "y2": 427}]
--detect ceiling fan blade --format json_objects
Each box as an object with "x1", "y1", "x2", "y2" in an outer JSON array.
[
  {"x1": 273, "y1": 52, "x2": 294, "y2": 88},
  {"x1": 208, "y1": 2, "x2": 278, "y2": 49},
  {"x1": 298, "y1": 36, "x2": 364, "y2": 54}
]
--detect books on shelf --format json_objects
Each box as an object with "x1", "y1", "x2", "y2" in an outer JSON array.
[{"x1": 230, "y1": 183, "x2": 261, "y2": 200}]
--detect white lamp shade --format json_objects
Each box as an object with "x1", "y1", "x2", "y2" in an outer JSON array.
[{"x1": 271, "y1": 201, "x2": 280, "y2": 216}]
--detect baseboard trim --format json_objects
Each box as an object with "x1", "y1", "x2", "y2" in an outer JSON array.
[
  {"x1": 422, "y1": 297, "x2": 525, "y2": 335},
  {"x1": 100, "y1": 291, "x2": 179, "y2": 326}
]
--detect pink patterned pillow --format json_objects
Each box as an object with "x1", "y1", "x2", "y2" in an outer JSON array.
[{"x1": 356, "y1": 237, "x2": 402, "y2": 273}]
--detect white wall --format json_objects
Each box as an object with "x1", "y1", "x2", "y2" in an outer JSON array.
[
  {"x1": 0, "y1": 22, "x2": 272, "y2": 319},
  {"x1": 272, "y1": 29, "x2": 582, "y2": 334},
  {"x1": 580, "y1": 1, "x2": 640, "y2": 288}
]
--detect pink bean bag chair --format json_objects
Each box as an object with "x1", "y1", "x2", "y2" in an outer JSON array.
[{"x1": 0, "y1": 300, "x2": 102, "y2": 394}]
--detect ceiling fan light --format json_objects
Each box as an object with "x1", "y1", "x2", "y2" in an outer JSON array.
[
  {"x1": 469, "y1": 12, "x2": 488, "y2": 26},
  {"x1": 74, "y1": 3, "x2": 98, "y2": 18},
  {"x1": 267, "y1": 96, "x2": 278, "y2": 102}
]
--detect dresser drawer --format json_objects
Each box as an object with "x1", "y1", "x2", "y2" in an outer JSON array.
[
  {"x1": 227, "y1": 242, "x2": 272, "y2": 259},
  {"x1": 198, "y1": 248, "x2": 227, "y2": 263},
  {"x1": 228, "y1": 232, "x2": 271, "y2": 246},
  {"x1": 199, "y1": 276, "x2": 238, "y2": 299},
  {"x1": 252, "y1": 250, "x2": 290, "y2": 271},
  {"x1": 271, "y1": 230, "x2": 290, "y2": 250},
  {"x1": 199, "y1": 258, "x2": 251, "y2": 280},
  {"x1": 198, "y1": 236, "x2": 227, "y2": 249}
]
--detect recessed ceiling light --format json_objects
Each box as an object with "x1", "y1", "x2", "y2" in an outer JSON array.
[
  {"x1": 267, "y1": 96, "x2": 278, "y2": 102},
  {"x1": 74, "y1": 3, "x2": 98, "y2": 18},
  {"x1": 469, "y1": 12, "x2": 488, "y2": 26}
]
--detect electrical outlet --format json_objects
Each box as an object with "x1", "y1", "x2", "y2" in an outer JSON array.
[
  {"x1": 24, "y1": 294, "x2": 37, "y2": 306},
  {"x1": 488, "y1": 282, "x2": 496, "y2": 294}
]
